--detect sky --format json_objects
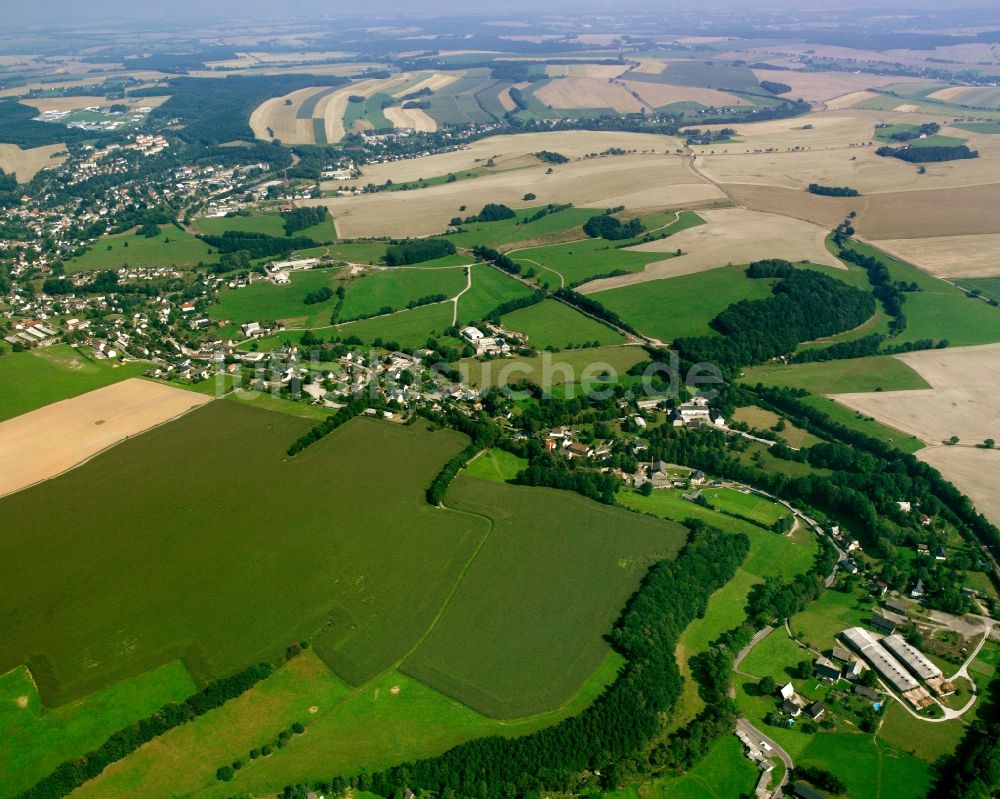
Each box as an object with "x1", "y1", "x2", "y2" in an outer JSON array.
[{"x1": 5, "y1": 0, "x2": 999, "y2": 26}]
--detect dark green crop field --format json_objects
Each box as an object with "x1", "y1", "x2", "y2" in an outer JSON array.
[
  {"x1": 401, "y1": 477, "x2": 687, "y2": 718},
  {"x1": 0, "y1": 403, "x2": 487, "y2": 705}
]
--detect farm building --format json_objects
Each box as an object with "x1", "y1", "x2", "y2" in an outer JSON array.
[
  {"x1": 870, "y1": 613, "x2": 897, "y2": 635},
  {"x1": 840, "y1": 627, "x2": 919, "y2": 693},
  {"x1": 815, "y1": 656, "x2": 842, "y2": 682},
  {"x1": 794, "y1": 783, "x2": 829, "y2": 799},
  {"x1": 885, "y1": 598, "x2": 910, "y2": 615},
  {"x1": 880, "y1": 634, "x2": 943, "y2": 681}
]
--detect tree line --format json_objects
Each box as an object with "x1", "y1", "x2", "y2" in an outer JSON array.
[
  {"x1": 383, "y1": 238, "x2": 456, "y2": 265},
  {"x1": 283, "y1": 206, "x2": 329, "y2": 236},
  {"x1": 807, "y1": 183, "x2": 859, "y2": 197},
  {"x1": 876, "y1": 144, "x2": 978, "y2": 163},
  {"x1": 198, "y1": 231, "x2": 319, "y2": 259}
]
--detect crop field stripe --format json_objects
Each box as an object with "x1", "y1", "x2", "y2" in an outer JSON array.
[{"x1": 297, "y1": 86, "x2": 339, "y2": 119}]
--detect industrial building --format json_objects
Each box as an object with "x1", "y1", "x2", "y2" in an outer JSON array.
[
  {"x1": 881, "y1": 634, "x2": 943, "y2": 681},
  {"x1": 840, "y1": 627, "x2": 919, "y2": 692}
]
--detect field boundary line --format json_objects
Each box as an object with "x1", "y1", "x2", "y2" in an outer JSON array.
[{"x1": 0, "y1": 384, "x2": 213, "y2": 501}]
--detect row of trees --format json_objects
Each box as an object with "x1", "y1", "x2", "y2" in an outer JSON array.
[
  {"x1": 510, "y1": 452, "x2": 621, "y2": 505},
  {"x1": 198, "y1": 231, "x2": 319, "y2": 258},
  {"x1": 807, "y1": 183, "x2": 860, "y2": 197},
  {"x1": 383, "y1": 238, "x2": 456, "y2": 265},
  {"x1": 876, "y1": 144, "x2": 979, "y2": 162},
  {"x1": 286, "y1": 399, "x2": 365, "y2": 456},
  {"x1": 583, "y1": 213, "x2": 645, "y2": 240}
]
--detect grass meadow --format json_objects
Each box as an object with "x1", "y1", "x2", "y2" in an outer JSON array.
[
  {"x1": 459, "y1": 345, "x2": 646, "y2": 390},
  {"x1": 701, "y1": 487, "x2": 792, "y2": 528},
  {"x1": 65, "y1": 225, "x2": 218, "y2": 273},
  {"x1": 462, "y1": 448, "x2": 527, "y2": 483},
  {"x1": 401, "y1": 477, "x2": 688, "y2": 717},
  {"x1": 501, "y1": 299, "x2": 627, "y2": 349},
  {"x1": 594, "y1": 266, "x2": 776, "y2": 342},
  {"x1": 0, "y1": 660, "x2": 196, "y2": 797},
  {"x1": 455, "y1": 264, "x2": 536, "y2": 324},
  {"x1": 741, "y1": 355, "x2": 930, "y2": 395},
  {"x1": 0, "y1": 345, "x2": 149, "y2": 422},
  {"x1": 339, "y1": 267, "x2": 467, "y2": 321},
  {"x1": 0, "y1": 404, "x2": 487, "y2": 704},
  {"x1": 71, "y1": 649, "x2": 624, "y2": 799}
]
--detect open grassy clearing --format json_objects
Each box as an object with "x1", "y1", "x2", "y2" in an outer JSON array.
[
  {"x1": 339, "y1": 267, "x2": 467, "y2": 321},
  {"x1": 878, "y1": 700, "x2": 968, "y2": 763},
  {"x1": 334, "y1": 302, "x2": 456, "y2": 349},
  {"x1": 730, "y1": 406, "x2": 823, "y2": 449},
  {"x1": 64, "y1": 225, "x2": 218, "y2": 273},
  {"x1": 741, "y1": 356, "x2": 930, "y2": 395},
  {"x1": 72, "y1": 649, "x2": 623, "y2": 799},
  {"x1": 500, "y1": 299, "x2": 626, "y2": 349},
  {"x1": 0, "y1": 378, "x2": 212, "y2": 499},
  {"x1": 445, "y1": 205, "x2": 597, "y2": 250},
  {"x1": 0, "y1": 405, "x2": 487, "y2": 704},
  {"x1": 793, "y1": 394, "x2": 925, "y2": 454},
  {"x1": 459, "y1": 345, "x2": 646, "y2": 391},
  {"x1": 462, "y1": 448, "x2": 527, "y2": 483},
  {"x1": 0, "y1": 660, "x2": 196, "y2": 798},
  {"x1": 798, "y1": 732, "x2": 931, "y2": 799},
  {"x1": 402, "y1": 477, "x2": 687, "y2": 717},
  {"x1": 701, "y1": 487, "x2": 792, "y2": 528},
  {"x1": 581, "y1": 208, "x2": 840, "y2": 294},
  {"x1": 594, "y1": 265, "x2": 775, "y2": 342},
  {"x1": 210, "y1": 268, "x2": 342, "y2": 330},
  {"x1": 0, "y1": 142, "x2": 64, "y2": 181},
  {"x1": 0, "y1": 344, "x2": 148, "y2": 422},
  {"x1": 193, "y1": 211, "x2": 336, "y2": 243},
  {"x1": 455, "y1": 264, "x2": 536, "y2": 324}
]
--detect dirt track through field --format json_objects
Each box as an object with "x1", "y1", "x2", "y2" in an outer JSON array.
[{"x1": 0, "y1": 378, "x2": 212, "y2": 497}]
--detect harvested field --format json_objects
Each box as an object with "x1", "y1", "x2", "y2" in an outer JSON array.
[
  {"x1": 390, "y1": 72, "x2": 459, "y2": 97},
  {"x1": 687, "y1": 110, "x2": 891, "y2": 152},
  {"x1": 831, "y1": 344, "x2": 1000, "y2": 446},
  {"x1": 580, "y1": 207, "x2": 840, "y2": 294},
  {"x1": 624, "y1": 81, "x2": 750, "y2": 108},
  {"x1": 497, "y1": 85, "x2": 517, "y2": 112},
  {"x1": 825, "y1": 90, "x2": 879, "y2": 110},
  {"x1": 928, "y1": 86, "x2": 974, "y2": 102},
  {"x1": 917, "y1": 447, "x2": 1000, "y2": 528},
  {"x1": 750, "y1": 71, "x2": 899, "y2": 104},
  {"x1": 308, "y1": 153, "x2": 718, "y2": 238},
  {"x1": 249, "y1": 85, "x2": 329, "y2": 142},
  {"x1": 322, "y1": 130, "x2": 683, "y2": 189},
  {"x1": 872, "y1": 234, "x2": 1000, "y2": 278},
  {"x1": 0, "y1": 142, "x2": 64, "y2": 181},
  {"x1": 725, "y1": 182, "x2": 1000, "y2": 239},
  {"x1": 19, "y1": 95, "x2": 168, "y2": 113},
  {"x1": 544, "y1": 64, "x2": 627, "y2": 79},
  {"x1": 698, "y1": 134, "x2": 1000, "y2": 194},
  {"x1": 0, "y1": 378, "x2": 211, "y2": 498},
  {"x1": 383, "y1": 105, "x2": 437, "y2": 132},
  {"x1": 534, "y1": 77, "x2": 645, "y2": 112}
]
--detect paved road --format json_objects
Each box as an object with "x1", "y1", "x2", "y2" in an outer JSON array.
[{"x1": 736, "y1": 718, "x2": 793, "y2": 791}]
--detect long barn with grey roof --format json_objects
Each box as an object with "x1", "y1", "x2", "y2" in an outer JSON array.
[
  {"x1": 881, "y1": 634, "x2": 943, "y2": 681},
  {"x1": 840, "y1": 627, "x2": 919, "y2": 693}
]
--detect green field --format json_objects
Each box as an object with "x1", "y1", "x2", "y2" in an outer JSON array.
[
  {"x1": 0, "y1": 404, "x2": 487, "y2": 704},
  {"x1": 957, "y1": 277, "x2": 1000, "y2": 302},
  {"x1": 64, "y1": 225, "x2": 218, "y2": 273},
  {"x1": 71, "y1": 649, "x2": 623, "y2": 799},
  {"x1": 0, "y1": 660, "x2": 196, "y2": 797},
  {"x1": 402, "y1": 477, "x2": 687, "y2": 717},
  {"x1": 874, "y1": 124, "x2": 967, "y2": 149},
  {"x1": 339, "y1": 267, "x2": 466, "y2": 321},
  {"x1": 459, "y1": 345, "x2": 646, "y2": 391},
  {"x1": 462, "y1": 448, "x2": 527, "y2": 483},
  {"x1": 792, "y1": 394, "x2": 925, "y2": 454},
  {"x1": 334, "y1": 301, "x2": 457, "y2": 348},
  {"x1": 741, "y1": 355, "x2": 930, "y2": 394},
  {"x1": 839, "y1": 239, "x2": 1000, "y2": 347},
  {"x1": 443, "y1": 204, "x2": 596, "y2": 250},
  {"x1": 210, "y1": 268, "x2": 342, "y2": 330},
  {"x1": 193, "y1": 212, "x2": 336, "y2": 243},
  {"x1": 798, "y1": 733, "x2": 932, "y2": 799},
  {"x1": 594, "y1": 266, "x2": 776, "y2": 342},
  {"x1": 455, "y1": 264, "x2": 536, "y2": 324},
  {"x1": 501, "y1": 299, "x2": 627, "y2": 349},
  {"x1": 952, "y1": 121, "x2": 1000, "y2": 134},
  {"x1": 632, "y1": 61, "x2": 762, "y2": 93},
  {"x1": 701, "y1": 487, "x2": 792, "y2": 528},
  {"x1": 0, "y1": 344, "x2": 149, "y2": 422}
]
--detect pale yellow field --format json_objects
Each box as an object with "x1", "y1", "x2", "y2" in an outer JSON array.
[
  {"x1": 307, "y1": 152, "x2": 717, "y2": 238},
  {"x1": 824, "y1": 90, "x2": 879, "y2": 110},
  {"x1": 249, "y1": 85, "x2": 326, "y2": 143},
  {"x1": 383, "y1": 105, "x2": 437, "y2": 132},
  {"x1": 0, "y1": 143, "x2": 65, "y2": 182},
  {"x1": 0, "y1": 379, "x2": 212, "y2": 498},
  {"x1": 20, "y1": 95, "x2": 169, "y2": 113},
  {"x1": 390, "y1": 72, "x2": 458, "y2": 97},
  {"x1": 687, "y1": 110, "x2": 896, "y2": 152},
  {"x1": 928, "y1": 86, "x2": 975, "y2": 102},
  {"x1": 497, "y1": 85, "x2": 518, "y2": 112},
  {"x1": 625, "y1": 81, "x2": 751, "y2": 108},
  {"x1": 544, "y1": 64, "x2": 628, "y2": 79},
  {"x1": 580, "y1": 207, "x2": 840, "y2": 294},
  {"x1": 832, "y1": 344, "x2": 1000, "y2": 445},
  {"x1": 917, "y1": 447, "x2": 1000, "y2": 528},
  {"x1": 534, "y1": 77, "x2": 646, "y2": 112},
  {"x1": 697, "y1": 132, "x2": 1000, "y2": 194},
  {"x1": 323, "y1": 130, "x2": 684, "y2": 189},
  {"x1": 873, "y1": 234, "x2": 1000, "y2": 278},
  {"x1": 749, "y1": 70, "x2": 902, "y2": 104}
]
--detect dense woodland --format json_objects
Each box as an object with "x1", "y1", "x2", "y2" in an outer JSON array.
[
  {"x1": 583, "y1": 213, "x2": 645, "y2": 240},
  {"x1": 383, "y1": 238, "x2": 456, "y2": 265},
  {"x1": 807, "y1": 183, "x2": 860, "y2": 197},
  {"x1": 197, "y1": 231, "x2": 319, "y2": 258},
  {"x1": 876, "y1": 144, "x2": 979, "y2": 162}
]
